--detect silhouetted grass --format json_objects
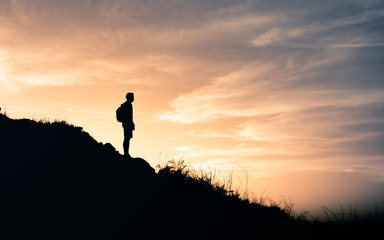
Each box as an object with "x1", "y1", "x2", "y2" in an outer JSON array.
[
  {"x1": 321, "y1": 204, "x2": 384, "y2": 222},
  {"x1": 153, "y1": 159, "x2": 297, "y2": 239},
  {"x1": 156, "y1": 160, "x2": 242, "y2": 200},
  {"x1": 155, "y1": 159, "x2": 300, "y2": 218}
]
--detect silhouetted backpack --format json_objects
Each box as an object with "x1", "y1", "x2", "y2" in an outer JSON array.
[{"x1": 116, "y1": 103, "x2": 129, "y2": 122}]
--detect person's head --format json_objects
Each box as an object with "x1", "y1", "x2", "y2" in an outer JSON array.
[{"x1": 126, "y1": 92, "x2": 134, "y2": 102}]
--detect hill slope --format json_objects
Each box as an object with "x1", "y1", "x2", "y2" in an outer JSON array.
[
  {"x1": 0, "y1": 114, "x2": 296, "y2": 239},
  {"x1": 0, "y1": 114, "x2": 156, "y2": 239},
  {"x1": 1, "y1": 114, "x2": 381, "y2": 239}
]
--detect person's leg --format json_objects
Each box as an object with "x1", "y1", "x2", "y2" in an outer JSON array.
[{"x1": 123, "y1": 137, "x2": 130, "y2": 157}]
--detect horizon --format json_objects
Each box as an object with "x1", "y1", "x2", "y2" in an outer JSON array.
[{"x1": 1, "y1": 0, "x2": 384, "y2": 214}]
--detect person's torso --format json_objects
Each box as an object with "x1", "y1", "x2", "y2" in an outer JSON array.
[{"x1": 122, "y1": 101, "x2": 133, "y2": 123}]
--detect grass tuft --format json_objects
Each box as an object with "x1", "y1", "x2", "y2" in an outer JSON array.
[
  {"x1": 321, "y1": 204, "x2": 384, "y2": 222},
  {"x1": 156, "y1": 160, "x2": 246, "y2": 201}
]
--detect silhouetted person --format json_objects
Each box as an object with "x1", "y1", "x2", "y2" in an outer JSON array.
[{"x1": 116, "y1": 92, "x2": 135, "y2": 158}]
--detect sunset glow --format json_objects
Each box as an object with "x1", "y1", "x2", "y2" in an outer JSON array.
[{"x1": 1, "y1": 0, "x2": 384, "y2": 214}]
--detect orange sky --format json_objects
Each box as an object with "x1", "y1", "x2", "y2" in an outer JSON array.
[{"x1": 1, "y1": 0, "x2": 384, "y2": 214}]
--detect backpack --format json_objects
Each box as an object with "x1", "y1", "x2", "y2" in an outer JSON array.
[{"x1": 116, "y1": 104, "x2": 128, "y2": 122}]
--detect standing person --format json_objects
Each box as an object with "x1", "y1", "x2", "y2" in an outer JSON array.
[{"x1": 116, "y1": 92, "x2": 135, "y2": 158}]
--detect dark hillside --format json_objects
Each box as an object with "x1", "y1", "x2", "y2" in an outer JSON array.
[
  {"x1": 0, "y1": 114, "x2": 155, "y2": 239},
  {"x1": 1, "y1": 113, "x2": 382, "y2": 239}
]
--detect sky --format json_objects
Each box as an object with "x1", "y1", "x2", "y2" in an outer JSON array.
[{"x1": 1, "y1": 0, "x2": 384, "y2": 215}]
